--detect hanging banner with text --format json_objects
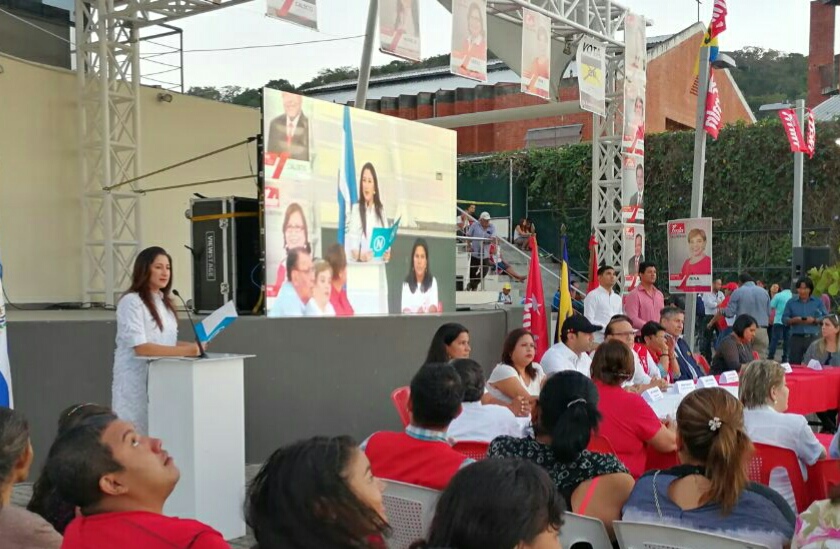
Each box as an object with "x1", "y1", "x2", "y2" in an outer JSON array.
[
  {"x1": 576, "y1": 36, "x2": 606, "y2": 116},
  {"x1": 621, "y1": 12, "x2": 646, "y2": 223},
  {"x1": 704, "y1": 70, "x2": 722, "y2": 139},
  {"x1": 709, "y1": 0, "x2": 728, "y2": 39},
  {"x1": 667, "y1": 217, "x2": 713, "y2": 294},
  {"x1": 265, "y1": 0, "x2": 318, "y2": 30},
  {"x1": 622, "y1": 224, "x2": 645, "y2": 292},
  {"x1": 778, "y1": 108, "x2": 806, "y2": 154},
  {"x1": 805, "y1": 108, "x2": 816, "y2": 158},
  {"x1": 520, "y1": 8, "x2": 551, "y2": 99},
  {"x1": 379, "y1": 0, "x2": 421, "y2": 62},
  {"x1": 450, "y1": 0, "x2": 488, "y2": 82}
]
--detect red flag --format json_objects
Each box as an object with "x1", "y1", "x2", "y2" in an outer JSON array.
[
  {"x1": 523, "y1": 235, "x2": 549, "y2": 362},
  {"x1": 587, "y1": 234, "x2": 599, "y2": 293},
  {"x1": 804, "y1": 108, "x2": 816, "y2": 159},
  {"x1": 703, "y1": 71, "x2": 723, "y2": 140},
  {"x1": 778, "y1": 109, "x2": 807, "y2": 153},
  {"x1": 709, "y1": 0, "x2": 727, "y2": 39}
]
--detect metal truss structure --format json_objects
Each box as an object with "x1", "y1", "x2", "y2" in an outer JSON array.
[{"x1": 75, "y1": 0, "x2": 249, "y2": 306}]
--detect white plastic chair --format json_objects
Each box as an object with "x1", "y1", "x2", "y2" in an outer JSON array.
[
  {"x1": 614, "y1": 521, "x2": 771, "y2": 549},
  {"x1": 559, "y1": 512, "x2": 613, "y2": 549},
  {"x1": 381, "y1": 480, "x2": 441, "y2": 549}
]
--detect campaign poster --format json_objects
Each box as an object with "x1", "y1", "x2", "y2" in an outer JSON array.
[
  {"x1": 265, "y1": 0, "x2": 318, "y2": 30},
  {"x1": 667, "y1": 218, "x2": 713, "y2": 294},
  {"x1": 450, "y1": 0, "x2": 488, "y2": 82},
  {"x1": 520, "y1": 8, "x2": 551, "y2": 99},
  {"x1": 621, "y1": 155, "x2": 644, "y2": 222},
  {"x1": 263, "y1": 89, "x2": 457, "y2": 318},
  {"x1": 379, "y1": 0, "x2": 422, "y2": 62},
  {"x1": 622, "y1": 224, "x2": 645, "y2": 292},
  {"x1": 576, "y1": 36, "x2": 606, "y2": 116},
  {"x1": 621, "y1": 12, "x2": 646, "y2": 223}
]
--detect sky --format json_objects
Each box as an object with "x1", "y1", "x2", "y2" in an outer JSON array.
[{"x1": 151, "y1": 0, "x2": 832, "y2": 90}]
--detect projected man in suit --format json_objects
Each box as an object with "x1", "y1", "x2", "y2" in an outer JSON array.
[
  {"x1": 627, "y1": 233, "x2": 644, "y2": 275},
  {"x1": 629, "y1": 163, "x2": 644, "y2": 208},
  {"x1": 267, "y1": 92, "x2": 310, "y2": 161}
]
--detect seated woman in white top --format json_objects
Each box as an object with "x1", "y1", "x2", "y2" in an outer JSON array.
[
  {"x1": 486, "y1": 329, "x2": 546, "y2": 408},
  {"x1": 401, "y1": 238, "x2": 439, "y2": 314},
  {"x1": 305, "y1": 260, "x2": 336, "y2": 316},
  {"x1": 740, "y1": 359, "x2": 825, "y2": 513}
]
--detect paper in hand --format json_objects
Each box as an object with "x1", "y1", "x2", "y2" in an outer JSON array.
[{"x1": 195, "y1": 301, "x2": 238, "y2": 344}]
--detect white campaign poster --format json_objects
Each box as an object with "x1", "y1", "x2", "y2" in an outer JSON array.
[
  {"x1": 622, "y1": 224, "x2": 645, "y2": 292},
  {"x1": 576, "y1": 36, "x2": 606, "y2": 116},
  {"x1": 450, "y1": 0, "x2": 488, "y2": 82},
  {"x1": 667, "y1": 218, "x2": 713, "y2": 294},
  {"x1": 379, "y1": 0, "x2": 422, "y2": 62},
  {"x1": 621, "y1": 12, "x2": 646, "y2": 223},
  {"x1": 621, "y1": 155, "x2": 644, "y2": 222},
  {"x1": 520, "y1": 8, "x2": 551, "y2": 99},
  {"x1": 266, "y1": 0, "x2": 318, "y2": 31},
  {"x1": 0, "y1": 275, "x2": 11, "y2": 408}
]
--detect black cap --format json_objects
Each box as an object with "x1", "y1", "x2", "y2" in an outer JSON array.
[{"x1": 561, "y1": 314, "x2": 603, "y2": 338}]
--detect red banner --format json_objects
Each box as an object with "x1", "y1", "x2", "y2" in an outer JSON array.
[
  {"x1": 709, "y1": 0, "x2": 727, "y2": 39},
  {"x1": 523, "y1": 236, "x2": 548, "y2": 362},
  {"x1": 778, "y1": 109, "x2": 807, "y2": 154},
  {"x1": 804, "y1": 108, "x2": 816, "y2": 158},
  {"x1": 703, "y1": 71, "x2": 722, "y2": 140}
]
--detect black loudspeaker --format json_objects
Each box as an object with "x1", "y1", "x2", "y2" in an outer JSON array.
[
  {"x1": 190, "y1": 196, "x2": 261, "y2": 314},
  {"x1": 792, "y1": 246, "x2": 831, "y2": 279}
]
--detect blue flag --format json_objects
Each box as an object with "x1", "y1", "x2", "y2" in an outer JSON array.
[{"x1": 337, "y1": 106, "x2": 358, "y2": 245}]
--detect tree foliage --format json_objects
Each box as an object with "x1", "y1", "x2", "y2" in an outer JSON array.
[{"x1": 725, "y1": 47, "x2": 808, "y2": 114}]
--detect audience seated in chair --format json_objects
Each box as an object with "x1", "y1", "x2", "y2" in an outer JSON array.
[
  {"x1": 409, "y1": 458, "x2": 563, "y2": 549},
  {"x1": 0, "y1": 407, "x2": 62, "y2": 549},
  {"x1": 246, "y1": 436, "x2": 389, "y2": 549},
  {"x1": 363, "y1": 363, "x2": 471, "y2": 490},
  {"x1": 485, "y1": 329, "x2": 547, "y2": 408},
  {"x1": 488, "y1": 371, "x2": 634, "y2": 539},
  {"x1": 446, "y1": 358, "x2": 522, "y2": 443},
  {"x1": 740, "y1": 359, "x2": 825, "y2": 513},
  {"x1": 622, "y1": 387, "x2": 796, "y2": 549},
  {"x1": 27, "y1": 403, "x2": 114, "y2": 534},
  {"x1": 43, "y1": 411, "x2": 229, "y2": 549}
]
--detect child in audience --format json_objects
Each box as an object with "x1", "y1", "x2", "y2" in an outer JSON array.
[
  {"x1": 43, "y1": 413, "x2": 229, "y2": 548},
  {"x1": 246, "y1": 436, "x2": 389, "y2": 549},
  {"x1": 488, "y1": 371, "x2": 633, "y2": 539},
  {"x1": 410, "y1": 458, "x2": 563, "y2": 549},
  {"x1": 27, "y1": 403, "x2": 113, "y2": 533},
  {"x1": 0, "y1": 407, "x2": 62, "y2": 549},
  {"x1": 622, "y1": 388, "x2": 796, "y2": 549}
]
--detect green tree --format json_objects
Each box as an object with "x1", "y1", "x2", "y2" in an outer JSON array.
[
  {"x1": 185, "y1": 86, "x2": 222, "y2": 101},
  {"x1": 725, "y1": 47, "x2": 808, "y2": 114}
]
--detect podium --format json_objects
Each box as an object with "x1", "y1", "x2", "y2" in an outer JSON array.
[{"x1": 147, "y1": 352, "x2": 254, "y2": 540}]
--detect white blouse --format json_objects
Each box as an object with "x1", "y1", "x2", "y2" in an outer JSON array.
[
  {"x1": 345, "y1": 203, "x2": 387, "y2": 261},
  {"x1": 112, "y1": 292, "x2": 178, "y2": 435},
  {"x1": 486, "y1": 363, "x2": 546, "y2": 404},
  {"x1": 400, "y1": 277, "x2": 439, "y2": 314}
]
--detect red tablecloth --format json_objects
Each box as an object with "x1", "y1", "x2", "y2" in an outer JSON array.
[{"x1": 785, "y1": 367, "x2": 840, "y2": 415}]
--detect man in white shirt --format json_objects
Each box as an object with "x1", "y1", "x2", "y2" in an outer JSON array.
[
  {"x1": 699, "y1": 278, "x2": 725, "y2": 360},
  {"x1": 447, "y1": 359, "x2": 523, "y2": 443},
  {"x1": 541, "y1": 314, "x2": 601, "y2": 377},
  {"x1": 583, "y1": 265, "x2": 623, "y2": 343}
]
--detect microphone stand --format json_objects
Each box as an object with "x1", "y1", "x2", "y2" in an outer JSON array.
[{"x1": 172, "y1": 289, "x2": 208, "y2": 359}]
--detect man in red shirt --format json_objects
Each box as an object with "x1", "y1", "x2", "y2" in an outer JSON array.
[
  {"x1": 45, "y1": 414, "x2": 229, "y2": 549},
  {"x1": 363, "y1": 363, "x2": 471, "y2": 490},
  {"x1": 624, "y1": 261, "x2": 665, "y2": 331}
]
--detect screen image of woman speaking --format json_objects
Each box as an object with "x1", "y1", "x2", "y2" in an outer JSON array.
[
  {"x1": 345, "y1": 162, "x2": 390, "y2": 263},
  {"x1": 112, "y1": 246, "x2": 203, "y2": 434}
]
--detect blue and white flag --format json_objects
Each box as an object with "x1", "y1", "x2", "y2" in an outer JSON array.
[
  {"x1": 0, "y1": 270, "x2": 12, "y2": 408},
  {"x1": 337, "y1": 106, "x2": 358, "y2": 245}
]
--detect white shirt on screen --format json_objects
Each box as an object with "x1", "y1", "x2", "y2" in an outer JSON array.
[
  {"x1": 486, "y1": 363, "x2": 546, "y2": 404},
  {"x1": 583, "y1": 286, "x2": 623, "y2": 342},
  {"x1": 304, "y1": 300, "x2": 335, "y2": 317},
  {"x1": 541, "y1": 342, "x2": 592, "y2": 377},
  {"x1": 400, "y1": 277, "x2": 439, "y2": 314},
  {"x1": 447, "y1": 401, "x2": 523, "y2": 443},
  {"x1": 743, "y1": 405, "x2": 824, "y2": 513},
  {"x1": 345, "y1": 203, "x2": 387, "y2": 261}
]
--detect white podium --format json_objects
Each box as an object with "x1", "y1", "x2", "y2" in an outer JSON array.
[{"x1": 147, "y1": 352, "x2": 254, "y2": 540}]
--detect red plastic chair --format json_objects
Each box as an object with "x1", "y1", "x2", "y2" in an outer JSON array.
[
  {"x1": 748, "y1": 442, "x2": 809, "y2": 512},
  {"x1": 453, "y1": 441, "x2": 490, "y2": 461},
  {"x1": 587, "y1": 433, "x2": 616, "y2": 455},
  {"x1": 390, "y1": 387, "x2": 410, "y2": 427},
  {"x1": 806, "y1": 459, "x2": 840, "y2": 502},
  {"x1": 696, "y1": 354, "x2": 711, "y2": 375}
]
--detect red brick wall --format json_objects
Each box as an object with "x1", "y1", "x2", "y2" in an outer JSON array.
[{"x1": 808, "y1": 1, "x2": 836, "y2": 109}]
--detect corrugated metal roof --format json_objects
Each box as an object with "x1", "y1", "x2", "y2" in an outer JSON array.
[{"x1": 813, "y1": 95, "x2": 840, "y2": 121}]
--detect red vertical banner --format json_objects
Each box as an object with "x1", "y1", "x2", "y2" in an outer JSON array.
[
  {"x1": 522, "y1": 236, "x2": 548, "y2": 362},
  {"x1": 703, "y1": 71, "x2": 723, "y2": 140},
  {"x1": 778, "y1": 109, "x2": 807, "y2": 153},
  {"x1": 804, "y1": 108, "x2": 816, "y2": 158},
  {"x1": 709, "y1": 0, "x2": 728, "y2": 39}
]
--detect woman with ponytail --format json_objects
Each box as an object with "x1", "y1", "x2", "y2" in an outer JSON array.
[
  {"x1": 622, "y1": 388, "x2": 795, "y2": 548},
  {"x1": 488, "y1": 371, "x2": 633, "y2": 538}
]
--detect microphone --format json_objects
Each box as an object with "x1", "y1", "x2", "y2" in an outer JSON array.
[{"x1": 172, "y1": 289, "x2": 207, "y2": 359}]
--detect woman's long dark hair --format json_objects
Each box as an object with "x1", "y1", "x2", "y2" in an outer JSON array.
[
  {"x1": 537, "y1": 371, "x2": 601, "y2": 462},
  {"x1": 410, "y1": 459, "x2": 564, "y2": 549},
  {"x1": 126, "y1": 246, "x2": 176, "y2": 331},
  {"x1": 27, "y1": 403, "x2": 114, "y2": 532},
  {"x1": 405, "y1": 238, "x2": 433, "y2": 293},
  {"x1": 246, "y1": 436, "x2": 388, "y2": 549},
  {"x1": 357, "y1": 162, "x2": 384, "y2": 238},
  {"x1": 425, "y1": 323, "x2": 469, "y2": 363},
  {"x1": 501, "y1": 328, "x2": 537, "y2": 381}
]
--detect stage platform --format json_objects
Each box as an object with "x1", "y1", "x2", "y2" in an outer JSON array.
[{"x1": 9, "y1": 306, "x2": 524, "y2": 471}]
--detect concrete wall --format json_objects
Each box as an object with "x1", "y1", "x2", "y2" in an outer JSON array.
[
  {"x1": 0, "y1": 53, "x2": 259, "y2": 304},
  {"x1": 11, "y1": 308, "x2": 524, "y2": 472}
]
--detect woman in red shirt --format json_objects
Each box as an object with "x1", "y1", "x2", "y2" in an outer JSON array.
[{"x1": 591, "y1": 340, "x2": 678, "y2": 478}]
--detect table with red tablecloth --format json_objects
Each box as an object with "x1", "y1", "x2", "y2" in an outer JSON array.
[{"x1": 784, "y1": 366, "x2": 840, "y2": 415}]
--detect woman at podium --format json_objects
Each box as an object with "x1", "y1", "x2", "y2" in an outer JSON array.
[{"x1": 112, "y1": 246, "x2": 202, "y2": 435}]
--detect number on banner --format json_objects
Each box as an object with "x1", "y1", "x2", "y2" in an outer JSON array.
[{"x1": 697, "y1": 375, "x2": 719, "y2": 388}]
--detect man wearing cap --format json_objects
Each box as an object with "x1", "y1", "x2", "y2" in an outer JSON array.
[
  {"x1": 541, "y1": 315, "x2": 600, "y2": 377},
  {"x1": 583, "y1": 265, "x2": 623, "y2": 343},
  {"x1": 498, "y1": 283, "x2": 513, "y2": 304},
  {"x1": 466, "y1": 212, "x2": 496, "y2": 290}
]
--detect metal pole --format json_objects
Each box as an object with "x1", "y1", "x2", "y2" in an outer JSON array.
[
  {"x1": 792, "y1": 99, "x2": 805, "y2": 249},
  {"x1": 684, "y1": 46, "x2": 712, "y2": 352},
  {"x1": 354, "y1": 0, "x2": 378, "y2": 109}
]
